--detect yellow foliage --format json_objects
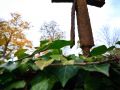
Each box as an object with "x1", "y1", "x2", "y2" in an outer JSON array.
[
  {"x1": 0, "y1": 38, "x2": 6, "y2": 45},
  {"x1": 0, "y1": 13, "x2": 32, "y2": 59}
]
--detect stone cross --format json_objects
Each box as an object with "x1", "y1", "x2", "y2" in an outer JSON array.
[{"x1": 52, "y1": 0, "x2": 105, "y2": 56}]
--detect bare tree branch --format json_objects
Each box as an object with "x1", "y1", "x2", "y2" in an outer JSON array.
[
  {"x1": 96, "y1": 26, "x2": 120, "y2": 47},
  {"x1": 40, "y1": 21, "x2": 65, "y2": 41}
]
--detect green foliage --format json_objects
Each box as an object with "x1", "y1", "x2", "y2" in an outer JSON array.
[
  {"x1": 0, "y1": 61, "x2": 18, "y2": 72},
  {"x1": 107, "y1": 46, "x2": 115, "y2": 51},
  {"x1": 31, "y1": 75, "x2": 56, "y2": 90},
  {"x1": 84, "y1": 74, "x2": 114, "y2": 90},
  {"x1": 35, "y1": 59, "x2": 54, "y2": 70},
  {"x1": 81, "y1": 64, "x2": 110, "y2": 76},
  {"x1": 51, "y1": 66, "x2": 79, "y2": 87},
  {"x1": 116, "y1": 41, "x2": 120, "y2": 45},
  {"x1": 90, "y1": 45, "x2": 108, "y2": 56},
  {"x1": 0, "y1": 40, "x2": 120, "y2": 90},
  {"x1": 4, "y1": 80, "x2": 26, "y2": 90},
  {"x1": 15, "y1": 49, "x2": 28, "y2": 59},
  {"x1": 38, "y1": 40, "x2": 71, "y2": 50},
  {"x1": 46, "y1": 40, "x2": 71, "y2": 49},
  {"x1": 33, "y1": 40, "x2": 71, "y2": 55}
]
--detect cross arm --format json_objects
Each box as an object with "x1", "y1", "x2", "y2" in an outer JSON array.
[{"x1": 52, "y1": 0, "x2": 105, "y2": 7}]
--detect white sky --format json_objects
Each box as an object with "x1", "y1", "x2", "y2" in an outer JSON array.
[{"x1": 0, "y1": 0, "x2": 120, "y2": 54}]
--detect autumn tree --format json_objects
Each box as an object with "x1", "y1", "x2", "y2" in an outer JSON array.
[
  {"x1": 40, "y1": 21, "x2": 65, "y2": 41},
  {"x1": 0, "y1": 13, "x2": 32, "y2": 60}
]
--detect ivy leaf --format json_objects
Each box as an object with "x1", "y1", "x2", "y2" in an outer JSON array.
[
  {"x1": 40, "y1": 40, "x2": 50, "y2": 47},
  {"x1": 84, "y1": 73, "x2": 113, "y2": 90},
  {"x1": 0, "y1": 61, "x2": 18, "y2": 72},
  {"x1": 52, "y1": 66, "x2": 79, "y2": 87},
  {"x1": 68, "y1": 54, "x2": 84, "y2": 63},
  {"x1": 4, "y1": 80, "x2": 26, "y2": 90},
  {"x1": 62, "y1": 60, "x2": 74, "y2": 65},
  {"x1": 35, "y1": 59, "x2": 54, "y2": 70},
  {"x1": 31, "y1": 76, "x2": 56, "y2": 90},
  {"x1": 50, "y1": 55, "x2": 74, "y2": 65},
  {"x1": 116, "y1": 41, "x2": 120, "y2": 45},
  {"x1": 50, "y1": 55, "x2": 62, "y2": 61},
  {"x1": 0, "y1": 73, "x2": 13, "y2": 85},
  {"x1": 90, "y1": 45, "x2": 107, "y2": 56},
  {"x1": 47, "y1": 40, "x2": 71, "y2": 49},
  {"x1": 33, "y1": 40, "x2": 71, "y2": 55},
  {"x1": 94, "y1": 64, "x2": 110, "y2": 76},
  {"x1": 82, "y1": 63, "x2": 110, "y2": 76},
  {"x1": 50, "y1": 49, "x2": 62, "y2": 55},
  {"x1": 17, "y1": 58, "x2": 31, "y2": 73},
  {"x1": 108, "y1": 46, "x2": 115, "y2": 51},
  {"x1": 15, "y1": 49, "x2": 28, "y2": 59},
  {"x1": 38, "y1": 40, "x2": 71, "y2": 51}
]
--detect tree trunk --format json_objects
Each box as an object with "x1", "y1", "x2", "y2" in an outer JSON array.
[{"x1": 2, "y1": 42, "x2": 9, "y2": 59}]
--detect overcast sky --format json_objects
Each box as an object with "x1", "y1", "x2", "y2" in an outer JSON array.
[{"x1": 0, "y1": 0, "x2": 120, "y2": 50}]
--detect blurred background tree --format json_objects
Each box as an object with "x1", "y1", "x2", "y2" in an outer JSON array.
[
  {"x1": 96, "y1": 26, "x2": 120, "y2": 47},
  {"x1": 38, "y1": 21, "x2": 66, "y2": 56},
  {"x1": 0, "y1": 13, "x2": 32, "y2": 60},
  {"x1": 40, "y1": 21, "x2": 65, "y2": 41}
]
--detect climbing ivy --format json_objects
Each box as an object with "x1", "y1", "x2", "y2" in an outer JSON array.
[{"x1": 0, "y1": 40, "x2": 120, "y2": 90}]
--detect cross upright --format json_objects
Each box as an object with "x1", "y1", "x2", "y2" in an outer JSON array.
[{"x1": 51, "y1": 0, "x2": 105, "y2": 56}]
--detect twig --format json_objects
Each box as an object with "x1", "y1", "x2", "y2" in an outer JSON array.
[{"x1": 50, "y1": 59, "x2": 114, "y2": 66}]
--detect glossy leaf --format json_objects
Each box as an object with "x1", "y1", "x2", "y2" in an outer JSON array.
[
  {"x1": 50, "y1": 49, "x2": 62, "y2": 55},
  {"x1": 40, "y1": 40, "x2": 50, "y2": 47},
  {"x1": 17, "y1": 61, "x2": 30, "y2": 73},
  {"x1": 116, "y1": 41, "x2": 120, "y2": 45},
  {"x1": 35, "y1": 59, "x2": 54, "y2": 70},
  {"x1": 84, "y1": 74, "x2": 113, "y2": 90},
  {"x1": 47, "y1": 40, "x2": 71, "y2": 49},
  {"x1": 15, "y1": 49, "x2": 28, "y2": 59},
  {"x1": 108, "y1": 46, "x2": 115, "y2": 51},
  {"x1": 50, "y1": 55, "x2": 62, "y2": 61},
  {"x1": 62, "y1": 60, "x2": 74, "y2": 65},
  {"x1": 37, "y1": 40, "x2": 71, "y2": 51},
  {"x1": 31, "y1": 76, "x2": 56, "y2": 90},
  {"x1": 82, "y1": 63, "x2": 110, "y2": 76},
  {"x1": 90, "y1": 45, "x2": 107, "y2": 56},
  {"x1": 0, "y1": 73, "x2": 13, "y2": 85},
  {"x1": 4, "y1": 80, "x2": 26, "y2": 90},
  {"x1": 52, "y1": 66, "x2": 79, "y2": 87},
  {"x1": 68, "y1": 54, "x2": 84, "y2": 63},
  {"x1": 0, "y1": 61, "x2": 18, "y2": 72}
]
